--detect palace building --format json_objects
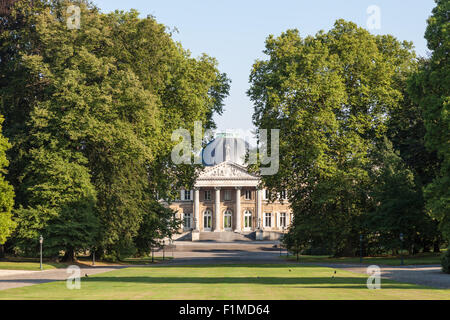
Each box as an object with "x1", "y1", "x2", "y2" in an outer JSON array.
[{"x1": 164, "y1": 136, "x2": 292, "y2": 241}]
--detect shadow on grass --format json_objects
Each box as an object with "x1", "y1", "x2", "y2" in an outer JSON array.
[
  {"x1": 139, "y1": 264, "x2": 325, "y2": 269},
  {"x1": 59, "y1": 276, "x2": 435, "y2": 290},
  {"x1": 0, "y1": 274, "x2": 441, "y2": 290}
]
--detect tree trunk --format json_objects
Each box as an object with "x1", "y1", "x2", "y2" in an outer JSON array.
[
  {"x1": 61, "y1": 248, "x2": 75, "y2": 263},
  {"x1": 433, "y1": 241, "x2": 441, "y2": 253},
  {"x1": 0, "y1": 245, "x2": 4, "y2": 259}
]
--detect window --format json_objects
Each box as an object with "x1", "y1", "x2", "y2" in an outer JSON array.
[
  {"x1": 183, "y1": 213, "x2": 192, "y2": 230},
  {"x1": 280, "y1": 190, "x2": 287, "y2": 200},
  {"x1": 224, "y1": 190, "x2": 232, "y2": 201},
  {"x1": 279, "y1": 213, "x2": 287, "y2": 228},
  {"x1": 264, "y1": 189, "x2": 270, "y2": 200},
  {"x1": 204, "y1": 190, "x2": 211, "y2": 201},
  {"x1": 203, "y1": 210, "x2": 212, "y2": 231},
  {"x1": 264, "y1": 213, "x2": 272, "y2": 228},
  {"x1": 245, "y1": 190, "x2": 252, "y2": 200},
  {"x1": 244, "y1": 210, "x2": 252, "y2": 230},
  {"x1": 224, "y1": 210, "x2": 232, "y2": 230},
  {"x1": 180, "y1": 190, "x2": 191, "y2": 201}
]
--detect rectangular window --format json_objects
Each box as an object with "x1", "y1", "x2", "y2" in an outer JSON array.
[
  {"x1": 279, "y1": 213, "x2": 287, "y2": 228},
  {"x1": 245, "y1": 190, "x2": 252, "y2": 200},
  {"x1": 184, "y1": 190, "x2": 191, "y2": 201},
  {"x1": 280, "y1": 190, "x2": 287, "y2": 200},
  {"x1": 184, "y1": 213, "x2": 192, "y2": 229},
  {"x1": 204, "y1": 190, "x2": 211, "y2": 201},
  {"x1": 264, "y1": 189, "x2": 270, "y2": 200},
  {"x1": 224, "y1": 190, "x2": 232, "y2": 201},
  {"x1": 264, "y1": 213, "x2": 272, "y2": 228}
]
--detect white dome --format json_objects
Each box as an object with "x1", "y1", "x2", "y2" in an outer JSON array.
[{"x1": 202, "y1": 136, "x2": 249, "y2": 166}]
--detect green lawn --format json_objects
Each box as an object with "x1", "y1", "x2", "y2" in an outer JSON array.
[
  {"x1": 0, "y1": 256, "x2": 172, "y2": 270},
  {"x1": 282, "y1": 252, "x2": 444, "y2": 266},
  {"x1": 0, "y1": 260, "x2": 67, "y2": 271},
  {"x1": 0, "y1": 264, "x2": 448, "y2": 300}
]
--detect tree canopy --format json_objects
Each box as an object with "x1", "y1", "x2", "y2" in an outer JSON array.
[
  {"x1": 0, "y1": 115, "x2": 15, "y2": 246},
  {"x1": 248, "y1": 20, "x2": 439, "y2": 255},
  {"x1": 0, "y1": 0, "x2": 229, "y2": 259},
  {"x1": 408, "y1": 0, "x2": 450, "y2": 241}
]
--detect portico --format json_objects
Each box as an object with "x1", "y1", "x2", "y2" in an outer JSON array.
[
  {"x1": 165, "y1": 155, "x2": 292, "y2": 241},
  {"x1": 192, "y1": 161, "x2": 261, "y2": 233}
]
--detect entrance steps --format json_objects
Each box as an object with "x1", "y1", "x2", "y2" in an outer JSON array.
[
  {"x1": 199, "y1": 231, "x2": 256, "y2": 242},
  {"x1": 171, "y1": 240, "x2": 281, "y2": 252},
  {"x1": 171, "y1": 230, "x2": 284, "y2": 242}
]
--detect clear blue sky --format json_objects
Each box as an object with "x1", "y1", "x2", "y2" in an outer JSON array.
[{"x1": 94, "y1": 0, "x2": 436, "y2": 132}]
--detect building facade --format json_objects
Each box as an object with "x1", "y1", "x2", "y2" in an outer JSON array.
[{"x1": 166, "y1": 161, "x2": 292, "y2": 241}]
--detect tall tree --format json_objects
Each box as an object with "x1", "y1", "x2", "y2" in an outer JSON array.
[
  {"x1": 249, "y1": 21, "x2": 417, "y2": 255},
  {"x1": 387, "y1": 58, "x2": 442, "y2": 253},
  {"x1": 13, "y1": 144, "x2": 98, "y2": 260},
  {"x1": 365, "y1": 138, "x2": 438, "y2": 254},
  {"x1": 0, "y1": 115, "x2": 15, "y2": 255},
  {"x1": 134, "y1": 202, "x2": 181, "y2": 258},
  {"x1": 408, "y1": 0, "x2": 450, "y2": 242},
  {"x1": 0, "y1": 0, "x2": 229, "y2": 259}
]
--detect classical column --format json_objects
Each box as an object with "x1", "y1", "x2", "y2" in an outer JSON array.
[
  {"x1": 214, "y1": 187, "x2": 221, "y2": 232},
  {"x1": 256, "y1": 189, "x2": 262, "y2": 230},
  {"x1": 235, "y1": 187, "x2": 241, "y2": 232},
  {"x1": 194, "y1": 188, "x2": 200, "y2": 231}
]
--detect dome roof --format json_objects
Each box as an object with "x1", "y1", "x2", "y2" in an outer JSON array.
[{"x1": 202, "y1": 136, "x2": 249, "y2": 166}]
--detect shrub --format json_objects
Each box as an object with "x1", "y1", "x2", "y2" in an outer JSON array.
[{"x1": 442, "y1": 249, "x2": 450, "y2": 274}]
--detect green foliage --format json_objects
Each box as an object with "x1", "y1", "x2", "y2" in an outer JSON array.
[
  {"x1": 442, "y1": 249, "x2": 450, "y2": 274},
  {"x1": 134, "y1": 202, "x2": 181, "y2": 256},
  {"x1": 12, "y1": 145, "x2": 98, "y2": 258},
  {"x1": 386, "y1": 58, "x2": 442, "y2": 253},
  {"x1": 282, "y1": 229, "x2": 303, "y2": 257},
  {"x1": 0, "y1": 0, "x2": 228, "y2": 259},
  {"x1": 365, "y1": 138, "x2": 439, "y2": 253},
  {"x1": 408, "y1": 0, "x2": 450, "y2": 242},
  {"x1": 387, "y1": 60, "x2": 440, "y2": 189},
  {"x1": 249, "y1": 20, "x2": 417, "y2": 256},
  {"x1": 0, "y1": 116, "x2": 15, "y2": 245}
]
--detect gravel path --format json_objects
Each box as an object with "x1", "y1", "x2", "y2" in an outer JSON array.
[
  {"x1": 162, "y1": 250, "x2": 288, "y2": 265},
  {"x1": 310, "y1": 263, "x2": 450, "y2": 289},
  {"x1": 0, "y1": 270, "x2": 40, "y2": 278},
  {"x1": 152, "y1": 241, "x2": 285, "y2": 265},
  {"x1": 0, "y1": 266, "x2": 124, "y2": 291}
]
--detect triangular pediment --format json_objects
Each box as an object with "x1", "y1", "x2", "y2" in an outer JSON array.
[{"x1": 197, "y1": 161, "x2": 259, "y2": 181}]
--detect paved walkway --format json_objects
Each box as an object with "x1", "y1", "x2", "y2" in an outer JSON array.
[
  {"x1": 310, "y1": 263, "x2": 450, "y2": 289},
  {"x1": 0, "y1": 266, "x2": 124, "y2": 291},
  {"x1": 0, "y1": 270, "x2": 40, "y2": 278},
  {"x1": 164, "y1": 241, "x2": 286, "y2": 265}
]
